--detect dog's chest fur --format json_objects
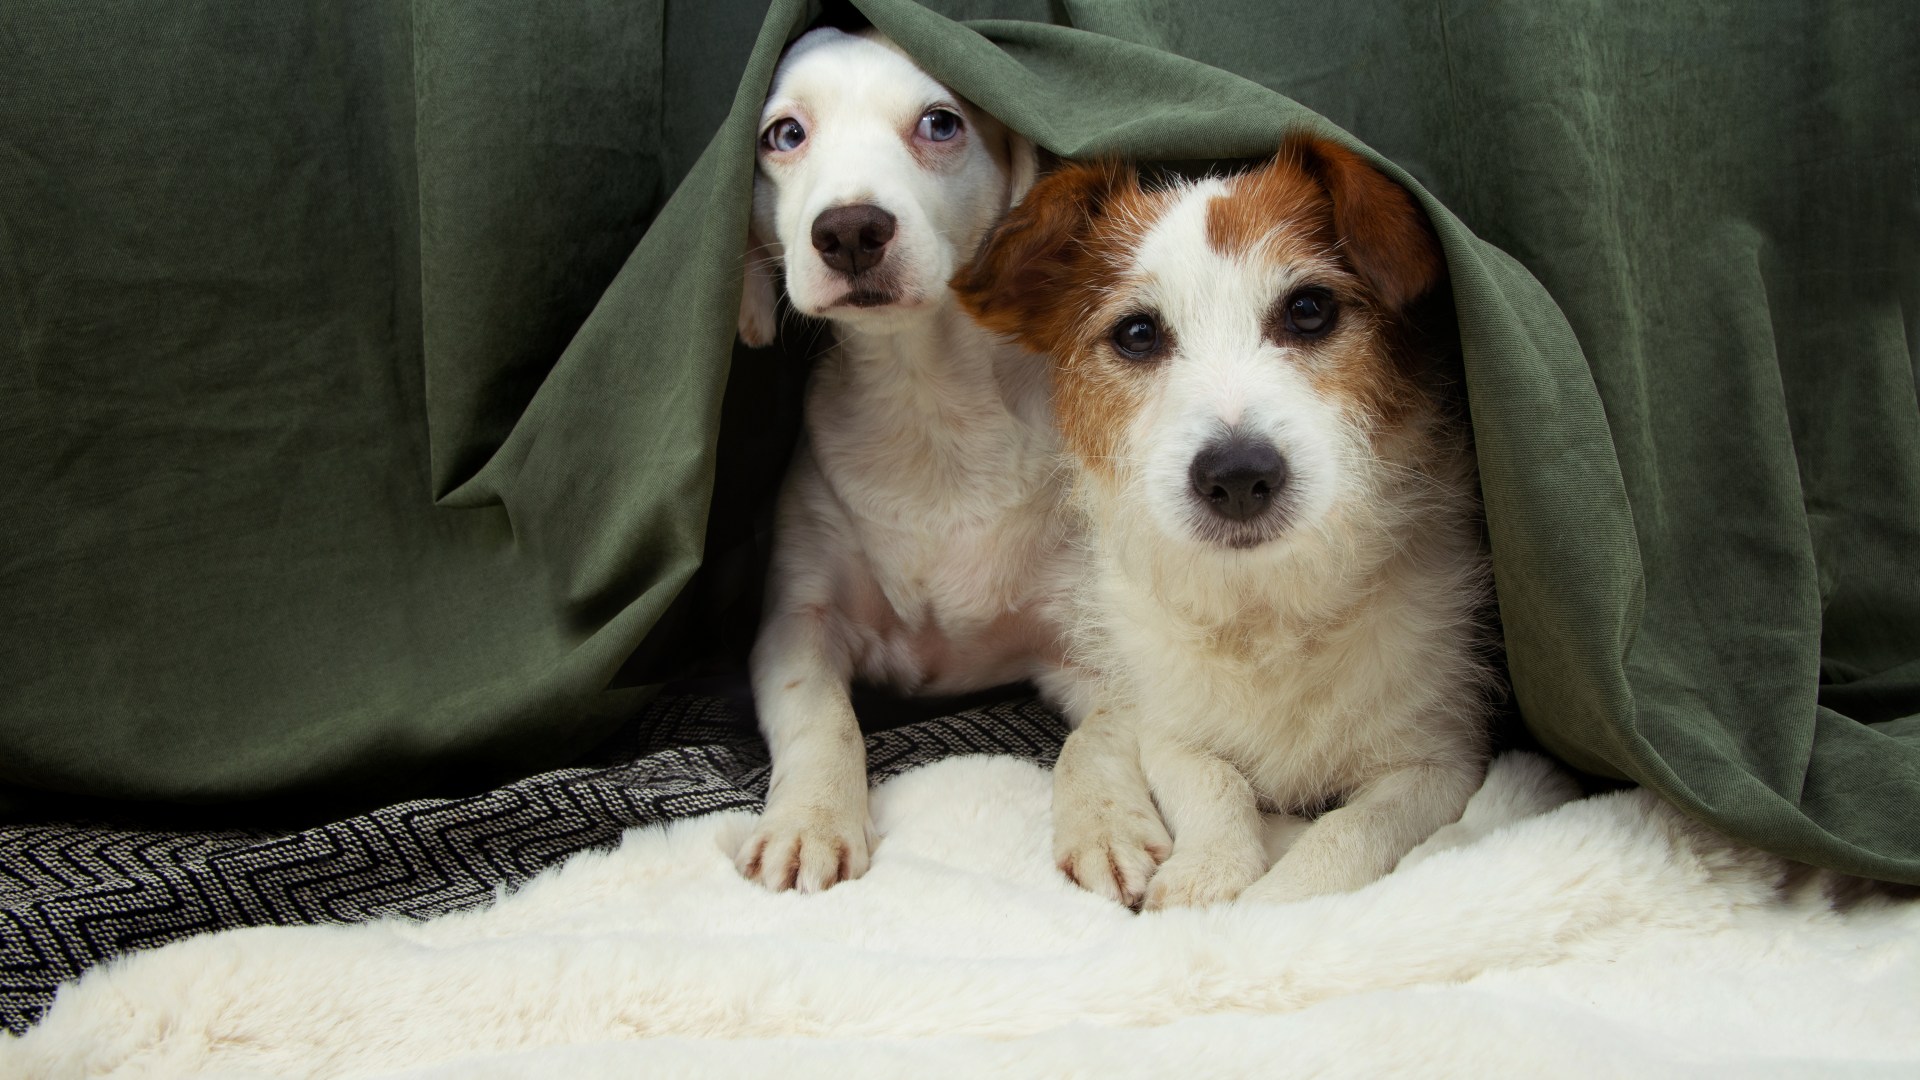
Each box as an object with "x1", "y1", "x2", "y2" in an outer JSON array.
[
  {"x1": 1085, "y1": 492, "x2": 1489, "y2": 810},
  {"x1": 806, "y1": 311, "x2": 1072, "y2": 690}
]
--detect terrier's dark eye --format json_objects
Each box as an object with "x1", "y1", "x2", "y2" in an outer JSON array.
[
  {"x1": 1283, "y1": 288, "x2": 1336, "y2": 336},
  {"x1": 1110, "y1": 314, "x2": 1162, "y2": 360},
  {"x1": 761, "y1": 118, "x2": 806, "y2": 153}
]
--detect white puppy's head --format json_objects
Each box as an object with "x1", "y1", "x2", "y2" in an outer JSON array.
[
  {"x1": 736, "y1": 28, "x2": 1037, "y2": 347},
  {"x1": 955, "y1": 136, "x2": 1446, "y2": 555}
]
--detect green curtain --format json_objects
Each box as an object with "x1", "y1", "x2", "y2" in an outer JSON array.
[{"x1": 3, "y1": 0, "x2": 1916, "y2": 883}]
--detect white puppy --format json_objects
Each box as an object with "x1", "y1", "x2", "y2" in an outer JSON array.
[
  {"x1": 955, "y1": 135, "x2": 1495, "y2": 908},
  {"x1": 734, "y1": 28, "x2": 1168, "y2": 895}
]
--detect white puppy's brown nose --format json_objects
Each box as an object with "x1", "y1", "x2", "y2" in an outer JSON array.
[
  {"x1": 1190, "y1": 436, "x2": 1288, "y2": 522},
  {"x1": 812, "y1": 204, "x2": 896, "y2": 277}
]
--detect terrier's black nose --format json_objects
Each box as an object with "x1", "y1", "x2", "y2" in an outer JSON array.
[
  {"x1": 811, "y1": 204, "x2": 897, "y2": 277},
  {"x1": 1189, "y1": 436, "x2": 1288, "y2": 522}
]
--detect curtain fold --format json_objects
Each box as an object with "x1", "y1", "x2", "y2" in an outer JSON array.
[{"x1": 2, "y1": 0, "x2": 1915, "y2": 882}]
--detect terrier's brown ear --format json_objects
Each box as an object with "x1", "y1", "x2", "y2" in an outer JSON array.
[
  {"x1": 951, "y1": 160, "x2": 1135, "y2": 355},
  {"x1": 1285, "y1": 134, "x2": 1444, "y2": 311}
]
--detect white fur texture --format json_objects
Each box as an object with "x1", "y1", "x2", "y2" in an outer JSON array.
[
  {"x1": 735, "y1": 29, "x2": 1152, "y2": 897},
  {"x1": 1063, "y1": 169, "x2": 1491, "y2": 910},
  {"x1": 14, "y1": 753, "x2": 1919, "y2": 1078},
  {"x1": 741, "y1": 29, "x2": 1037, "y2": 333}
]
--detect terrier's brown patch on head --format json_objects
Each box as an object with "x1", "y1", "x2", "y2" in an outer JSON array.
[
  {"x1": 1199, "y1": 138, "x2": 1446, "y2": 432},
  {"x1": 1204, "y1": 160, "x2": 1330, "y2": 265},
  {"x1": 1282, "y1": 134, "x2": 1444, "y2": 313},
  {"x1": 953, "y1": 162, "x2": 1173, "y2": 475}
]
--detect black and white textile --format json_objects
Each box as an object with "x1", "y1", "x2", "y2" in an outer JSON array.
[{"x1": 0, "y1": 694, "x2": 1067, "y2": 1032}]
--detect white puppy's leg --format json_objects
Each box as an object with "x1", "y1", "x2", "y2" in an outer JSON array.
[
  {"x1": 737, "y1": 610, "x2": 872, "y2": 892},
  {"x1": 1241, "y1": 761, "x2": 1481, "y2": 904},
  {"x1": 1138, "y1": 737, "x2": 1268, "y2": 911},
  {"x1": 1045, "y1": 695, "x2": 1170, "y2": 908}
]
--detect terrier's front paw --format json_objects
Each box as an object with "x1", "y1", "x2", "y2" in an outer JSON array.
[
  {"x1": 1054, "y1": 809, "x2": 1172, "y2": 908},
  {"x1": 1238, "y1": 862, "x2": 1370, "y2": 906},
  {"x1": 1141, "y1": 848, "x2": 1265, "y2": 911},
  {"x1": 735, "y1": 807, "x2": 871, "y2": 893}
]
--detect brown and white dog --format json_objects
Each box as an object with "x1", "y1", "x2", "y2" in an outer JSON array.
[
  {"x1": 734, "y1": 28, "x2": 1169, "y2": 895},
  {"x1": 954, "y1": 135, "x2": 1494, "y2": 908}
]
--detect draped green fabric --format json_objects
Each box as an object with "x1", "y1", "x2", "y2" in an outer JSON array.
[{"x1": 3, "y1": 0, "x2": 1916, "y2": 881}]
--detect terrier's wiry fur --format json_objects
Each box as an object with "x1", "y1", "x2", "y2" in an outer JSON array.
[{"x1": 955, "y1": 135, "x2": 1495, "y2": 907}]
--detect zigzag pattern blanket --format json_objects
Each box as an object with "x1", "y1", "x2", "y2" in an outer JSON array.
[
  {"x1": 12, "y1": 752, "x2": 1919, "y2": 1076},
  {"x1": 0, "y1": 695, "x2": 1066, "y2": 1032}
]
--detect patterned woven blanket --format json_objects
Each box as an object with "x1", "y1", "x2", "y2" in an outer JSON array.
[{"x1": 0, "y1": 694, "x2": 1066, "y2": 1031}]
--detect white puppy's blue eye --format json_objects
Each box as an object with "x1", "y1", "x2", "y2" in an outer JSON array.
[
  {"x1": 762, "y1": 118, "x2": 806, "y2": 153},
  {"x1": 917, "y1": 108, "x2": 963, "y2": 142}
]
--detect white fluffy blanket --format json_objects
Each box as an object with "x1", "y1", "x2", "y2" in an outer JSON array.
[{"x1": 12, "y1": 753, "x2": 1920, "y2": 1079}]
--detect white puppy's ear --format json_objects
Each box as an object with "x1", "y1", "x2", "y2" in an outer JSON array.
[
  {"x1": 1005, "y1": 129, "x2": 1040, "y2": 207},
  {"x1": 737, "y1": 218, "x2": 779, "y2": 349}
]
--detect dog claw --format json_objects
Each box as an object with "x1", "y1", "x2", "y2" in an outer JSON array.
[
  {"x1": 736, "y1": 811, "x2": 871, "y2": 893},
  {"x1": 1056, "y1": 824, "x2": 1170, "y2": 908},
  {"x1": 1141, "y1": 849, "x2": 1264, "y2": 911}
]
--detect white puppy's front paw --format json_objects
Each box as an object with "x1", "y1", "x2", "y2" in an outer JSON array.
[
  {"x1": 735, "y1": 806, "x2": 872, "y2": 893},
  {"x1": 1054, "y1": 808, "x2": 1172, "y2": 909},
  {"x1": 1141, "y1": 848, "x2": 1266, "y2": 911}
]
